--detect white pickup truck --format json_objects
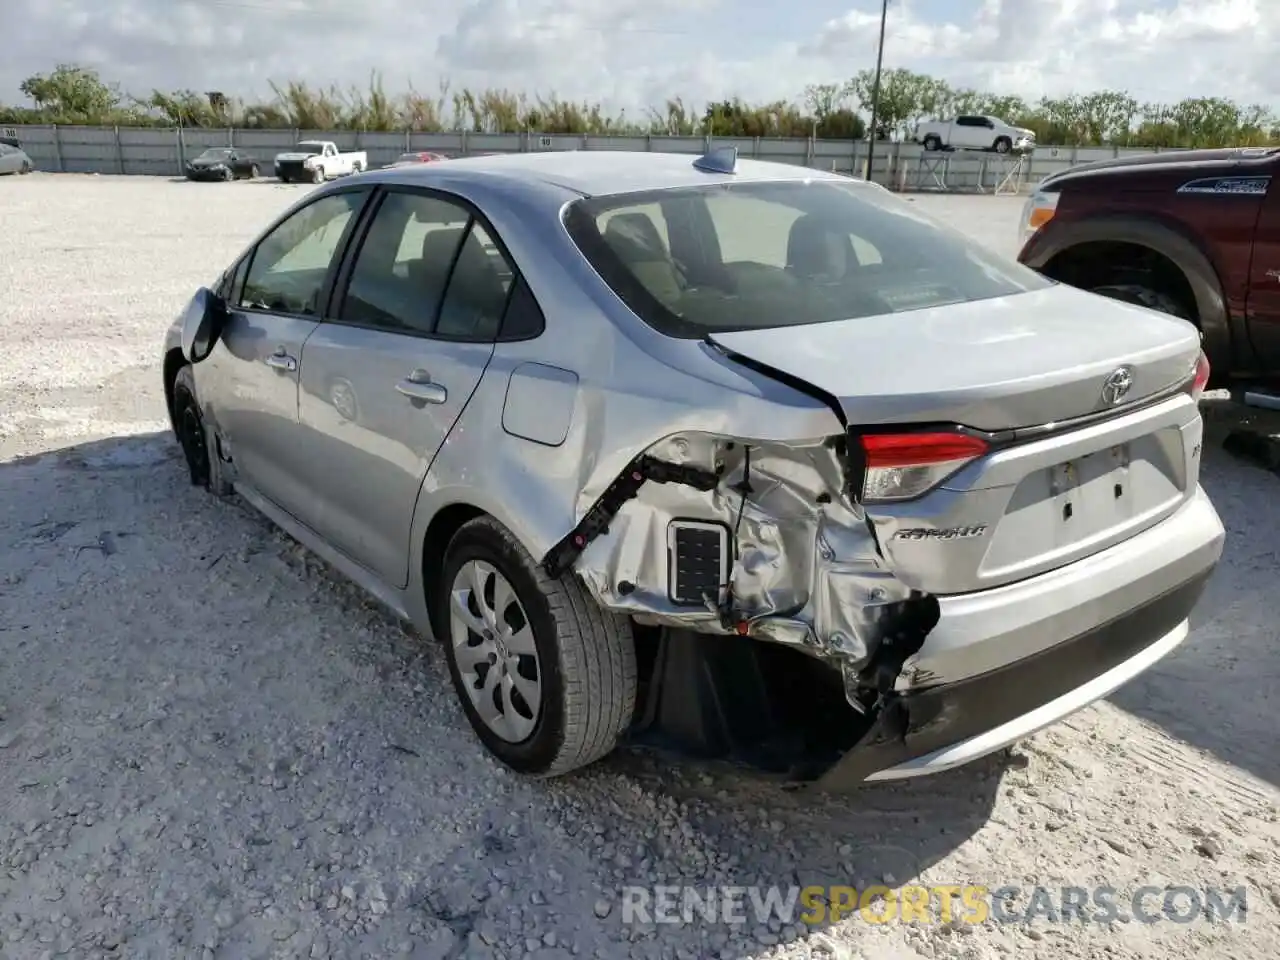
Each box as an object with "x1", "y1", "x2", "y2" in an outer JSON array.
[
  {"x1": 273, "y1": 140, "x2": 368, "y2": 183},
  {"x1": 915, "y1": 115, "x2": 1036, "y2": 155}
]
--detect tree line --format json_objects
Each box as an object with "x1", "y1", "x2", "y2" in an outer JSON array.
[{"x1": 4, "y1": 62, "x2": 1279, "y2": 148}]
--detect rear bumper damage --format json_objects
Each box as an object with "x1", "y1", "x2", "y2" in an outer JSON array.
[
  {"x1": 544, "y1": 418, "x2": 1223, "y2": 787},
  {"x1": 816, "y1": 566, "x2": 1210, "y2": 789},
  {"x1": 542, "y1": 431, "x2": 932, "y2": 717}
]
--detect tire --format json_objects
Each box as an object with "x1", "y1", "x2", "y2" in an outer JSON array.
[
  {"x1": 993, "y1": 137, "x2": 1012, "y2": 154},
  {"x1": 1089, "y1": 283, "x2": 1194, "y2": 322},
  {"x1": 311, "y1": 166, "x2": 325, "y2": 184},
  {"x1": 222, "y1": 167, "x2": 233, "y2": 181},
  {"x1": 278, "y1": 174, "x2": 290, "y2": 184},
  {"x1": 437, "y1": 516, "x2": 637, "y2": 778},
  {"x1": 249, "y1": 164, "x2": 259, "y2": 179},
  {"x1": 922, "y1": 135, "x2": 942, "y2": 152},
  {"x1": 171, "y1": 365, "x2": 232, "y2": 497},
  {"x1": 352, "y1": 161, "x2": 364, "y2": 175},
  {"x1": 19, "y1": 161, "x2": 31, "y2": 175}
]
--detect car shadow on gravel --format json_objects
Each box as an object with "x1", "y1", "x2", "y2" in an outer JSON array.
[{"x1": 1106, "y1": 428, "x2": 1279, "y2": 790}]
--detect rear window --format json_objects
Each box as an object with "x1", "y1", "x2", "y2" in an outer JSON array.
[{"x1": 562, "y1": 179, "x2": 1052, "y2": 338}]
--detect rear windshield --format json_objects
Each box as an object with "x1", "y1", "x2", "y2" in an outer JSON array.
[{"x1": 562, "y1": 179, "x2": 1052, "y2": 338}]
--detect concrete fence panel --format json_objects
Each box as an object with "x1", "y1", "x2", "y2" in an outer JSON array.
[{"x1": 1, "y1": 123, "x2": 1195, "y2": 192}]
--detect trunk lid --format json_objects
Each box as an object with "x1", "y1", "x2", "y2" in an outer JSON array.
[
  {"x1": 706, "y1": 284, "x2": 1200, "y2": 432},
  {"x1": 710, "y1": 284, "x2": 1204, "y2": 595}
]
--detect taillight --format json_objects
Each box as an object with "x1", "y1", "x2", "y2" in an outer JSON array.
[
  {"x1": 858, "y1": 432, "x2": 990, "y2": 503},
  {"x1": 1191, "y1": 351, "x2": 1210, "y2": 400}
]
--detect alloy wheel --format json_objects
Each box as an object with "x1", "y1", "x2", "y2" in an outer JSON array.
[{"x1": 448, "y1": 560, "x2": 543, "y2": 743}]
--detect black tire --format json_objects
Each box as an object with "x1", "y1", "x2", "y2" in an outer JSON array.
[
  {"x1": 311, "y1": 166, "x2": 325, "y2": 184},
  {"x1": 19, "y1": 161, "x2": 31, "y2": 175},
  {"x1": 437, "y1": 516, "x2": 637, "y2": 778},
  {"x1": 278, "y1": 174, "x2": 290, "y2": 184},
  {"x1": 922, "y1": 134, "x2": 942, "y2": 152},
  {"x1": 172, "y1": 365, "x2": 232, "y2": 497},
  {"x1": 222, "y1": 167, "x2": 233, "y2": 181},
  {"x1": 1089, "y1": 283, "x2": 1194, "y2": 322},
  {"x1": 248, "y1": 164, "x2": 259, "y2": 179},
  {"x1": 993, "y1": 136, "x2": 1012, "y2": 154}
]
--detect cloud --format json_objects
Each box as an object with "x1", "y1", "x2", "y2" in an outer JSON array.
[{"x1": 0, "y1": 0, "x2": 1276, "y2": 116}]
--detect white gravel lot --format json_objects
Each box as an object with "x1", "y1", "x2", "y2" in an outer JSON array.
[{"x1": 1, "y1": 173, "x2": 1278, "y2": 960}]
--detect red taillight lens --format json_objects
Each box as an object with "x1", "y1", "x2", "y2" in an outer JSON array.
[
  {"x1": 859, "y1": 432, "x2": 989, "y2": 503},
  {"x1": 1191, "y1": 351, "x2": 1210, "y2": 400}
]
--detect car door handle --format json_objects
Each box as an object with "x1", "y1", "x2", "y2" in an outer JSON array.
[
  {"x1": 265, "y1": 350, "x2": 297, "y2": 372},
  {"x1": 395, "y1": 377, "x2": 447, "y2": 404}
]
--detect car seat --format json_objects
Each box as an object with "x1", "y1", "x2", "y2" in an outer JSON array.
[{"x1": 602, "y1": 213, "x2": 684, "y2": 306}]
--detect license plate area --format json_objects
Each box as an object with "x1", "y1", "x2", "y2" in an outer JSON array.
[
  {"x1": 1050, "y1": 443, "x2": 1134, "y2": 539},
  {"x1": 979, "y1": 428, "x2": 1186, "y2": 579}
]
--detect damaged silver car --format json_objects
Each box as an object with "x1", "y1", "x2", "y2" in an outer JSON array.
[{"x1": 162, "y1": 148, "x2": 1225, "y2": 790}]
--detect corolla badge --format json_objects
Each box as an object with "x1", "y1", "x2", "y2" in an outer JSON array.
[{"x1": 1100, "y1": 366, "x2": 1134, "y2": 406}]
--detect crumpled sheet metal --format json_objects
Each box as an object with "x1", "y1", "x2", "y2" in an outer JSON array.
[{"x1": 573, "y1": 431, "x2": 913, "y2": 670}]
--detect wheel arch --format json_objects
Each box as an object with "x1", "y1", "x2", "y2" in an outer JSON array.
[
  {"x1": 419, "y1": 502, "x2": 490, "y2": 640},
  {"x1": 1022, "y1": 213, "x2": 1233, "y2": 374},
  {"x1": 163, "y1": 347, "x2": 187, "y2": 435}
]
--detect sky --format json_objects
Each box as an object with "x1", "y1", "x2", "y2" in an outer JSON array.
[{"x1": 0, "y1": 0, "x2": 1275, "y2": 117}]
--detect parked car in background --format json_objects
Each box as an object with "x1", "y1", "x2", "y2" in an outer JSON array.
[
  {"x1": 0, "y1": 142, "x2": 33, "y2": 174},
  {"x1": 274, "y1": 141, "x2": 367, "y2": 183},
  {"x1": 185, "y1": 147, "x2": 261, "y2": 181},
  {"x1": 162, "y1": 149, "x2": 1222, "y2": 792},
  {"x1": 384, "y1": 151, "x2": 450, "y2": 169},
  {"x1": 916, "y1": 116, "x2": 1036, "y2": 155},
  {"x1": 1018, "y1": 146, "x2": 1280, "y2": 410}
]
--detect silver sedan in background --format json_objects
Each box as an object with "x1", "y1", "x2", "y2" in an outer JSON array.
[
  {"x1": 0, "y1": 142, "x2": 34, "y2": 175},
  {"x1": 162, "y1": 149, "x2": 1223, "y2": 792}
]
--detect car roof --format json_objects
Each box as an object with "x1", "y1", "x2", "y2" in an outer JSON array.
[{"x1": 364, "y1": 150, "x2": 854, "y2": 198}]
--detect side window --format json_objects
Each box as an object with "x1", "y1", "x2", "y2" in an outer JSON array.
[
  {"x1": 435, "y1": 221, "x2": 516, "y2": 341},
  {"x1": 338, "y1": 191, "x2": 471, "y2": 334},
  {"x1": 240, "y1": 191, "x2": 365, "y2": 316},
  {"x1": 498, "y1": 275, "x2": 546, "y2": 340}
]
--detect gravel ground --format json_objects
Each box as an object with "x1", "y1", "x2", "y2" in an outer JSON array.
[{"x1": 1, "y1": 174, "x2": 1278, "y2": 960}]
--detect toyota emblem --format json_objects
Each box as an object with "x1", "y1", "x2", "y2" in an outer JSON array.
[{"x1": 1100, "y1": 366, "x2": 1134, "y2": 406}]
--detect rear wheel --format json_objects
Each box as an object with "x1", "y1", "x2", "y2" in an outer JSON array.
[
  {"x1": 19, "y1": 161, "x2": 31, "y2": 174},
  {"x1": 171, "y1": 365, "x2": 231, "y2": 497},
  {"x1": 248, "y1": 164, "x2": 259, "y2": 179},
  {"x1": 222, "y1": 167, "x2": 233, "y2": 181},
  {"x1": 438, "y1": 516, "x2": 637, "y2": 777}
]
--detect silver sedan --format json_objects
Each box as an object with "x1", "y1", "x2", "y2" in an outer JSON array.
[
  {"x1": 162, "y1": 149, "x2": 1224, "y2": 790},
  {"x1": 0, "y1": 142, "x2": 34, "y2": 175}
]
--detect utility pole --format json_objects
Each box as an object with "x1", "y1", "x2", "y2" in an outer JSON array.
[{"x1": 862, "y1": 0, "x2": 889, "y2": 180}]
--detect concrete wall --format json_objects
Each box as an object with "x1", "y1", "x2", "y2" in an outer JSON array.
[{"x1": 1, "y1": 123, "x2": 1195, "y2": 192}]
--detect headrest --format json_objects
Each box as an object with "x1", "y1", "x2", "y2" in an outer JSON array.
[
  {"x1": 786, "y1": 213, "x2": 853, "y2": 280},
  {"x1": 603, "y1": 213, "x2": 667, "y2": 261},
  {"x1": 421, "y1": 225, "x2": 466, "y2": 264}
]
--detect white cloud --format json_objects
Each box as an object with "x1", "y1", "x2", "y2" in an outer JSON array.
[{"x1": 0, "y1": 0, "x2": 1276, "y2": 117}]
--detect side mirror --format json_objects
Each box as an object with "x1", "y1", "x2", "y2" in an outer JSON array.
[{"x1": 181, "y1": 287, "x2": 229, "y2": 363}]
